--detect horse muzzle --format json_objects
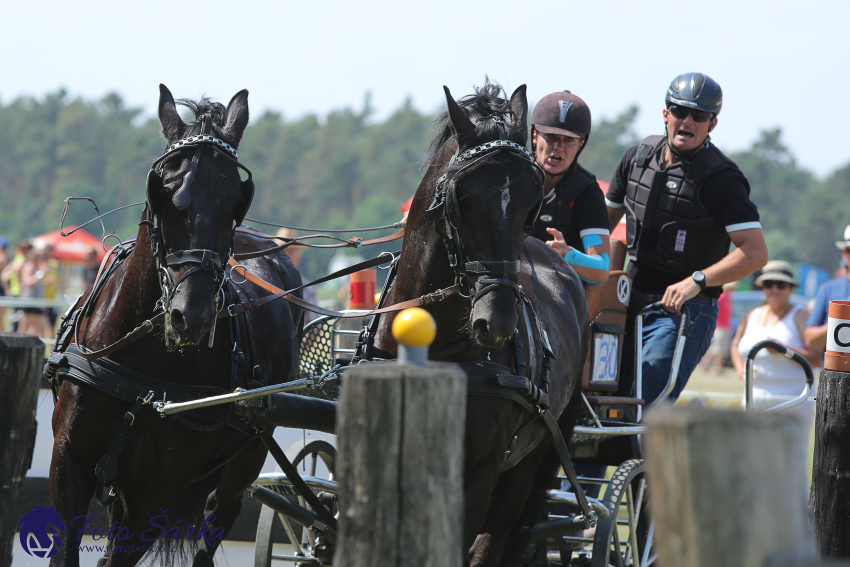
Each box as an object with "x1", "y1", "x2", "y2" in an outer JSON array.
[
  {"x1": 471, "y1": 285, "x2": 518, "y2": 347},
  {"x1": 167, "y1": 291, "x2": 216, "y2": 347}
]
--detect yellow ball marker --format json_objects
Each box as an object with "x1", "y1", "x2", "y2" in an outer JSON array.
[{"x1": 392, "y1": 307, "x2": 436, "y2": 365}]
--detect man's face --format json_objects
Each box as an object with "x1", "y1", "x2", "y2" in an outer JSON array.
[
  {"x1": 533, "y1": 130, "x2": 584, "y2": 177},
  {"x1": 663, "y1": 107, "x2": 718, "y2": 155},
  {"x1": 842, "y1": 247, "x2": 850, "y2": 270}
]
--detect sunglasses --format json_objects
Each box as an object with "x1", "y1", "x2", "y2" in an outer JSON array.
[
  {"x1": 761, "y1": 280, "x2": 791, "y2": 290},
  {"x1": 667, "y1": 104, "x2": 714, "y2": 123}
]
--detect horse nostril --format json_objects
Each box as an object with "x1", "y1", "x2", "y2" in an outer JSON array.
[
  {"x1": 170, "y1": 309, "x2": 187, "y2": 334},
  {"x1": 472, "y1": 318, "x2": 489, "y2": 339}
]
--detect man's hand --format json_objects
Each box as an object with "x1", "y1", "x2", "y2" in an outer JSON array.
[
  {"x1": 661, "y1": 277, "x2": 701, "y2": 313},
  {"x1": 545, "y1": 228, "x2": 572, "y2": 256}
]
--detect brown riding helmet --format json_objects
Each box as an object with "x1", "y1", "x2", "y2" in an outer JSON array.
[{"x1": 531, "y1": 91, "x2": 592, "y2": 138}]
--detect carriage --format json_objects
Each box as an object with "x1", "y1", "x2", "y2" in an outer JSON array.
[{"x1": 43, "y1": 82, "x2": 814, "y2": 567}]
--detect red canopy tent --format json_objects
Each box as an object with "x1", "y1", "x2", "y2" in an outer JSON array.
[{"x1": 32, "y1": 226, "x2": 107, "y2": 263}]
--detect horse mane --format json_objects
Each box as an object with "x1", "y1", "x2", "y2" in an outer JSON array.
[
  {"x1": 175, "y1": 96, "x2": 227, "y2": 135},
  {"x1": 424, "y1": 77, "x2": 526, "y2": 168}
]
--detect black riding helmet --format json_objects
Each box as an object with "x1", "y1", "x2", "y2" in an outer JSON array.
[
  {"x1": 665, "y1": 72, "x2": 722, "y2": 115},
  {"x1": 530, "y1": 90, "x2": 591, "y2": 170}
]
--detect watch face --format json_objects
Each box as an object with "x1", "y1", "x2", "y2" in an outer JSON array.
[{"x1": 694, "y1": 272, "x2": 705, "y2": 281}]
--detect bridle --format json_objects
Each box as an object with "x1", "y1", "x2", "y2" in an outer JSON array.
[
  {"x1": 144, "y1": 113, "x2": 255, "y2": 346},
  {"x1": 427, "y1": 123, "x2": 546, "y2": 307}
]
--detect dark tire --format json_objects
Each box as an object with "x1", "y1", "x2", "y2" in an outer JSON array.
[
  {"x1": 590, "y1": 459, "x2": 654, "y2": 567},
  {"x1": 254, "y1": 439, "x2": 338, "y2": 567}
]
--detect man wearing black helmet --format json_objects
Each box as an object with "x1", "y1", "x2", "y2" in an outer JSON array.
[
  {"x1": 606, "y1": 73, "x2": 768, "y2": 405},
  {"x1": 530, "y1": 91, "x2": 611, "y2": 290}
]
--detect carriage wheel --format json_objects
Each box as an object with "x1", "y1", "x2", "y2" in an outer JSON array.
[
  {"x1": 254, "y1": 439, "x2": 338, "y2": 567},
  {"x1": 590, "y1": 459, "x2": 654, "y2": 567}
]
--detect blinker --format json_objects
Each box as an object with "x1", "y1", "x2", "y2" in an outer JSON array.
[{"x1": 171, "y1": 114, "x2": 213, "y2": 211}]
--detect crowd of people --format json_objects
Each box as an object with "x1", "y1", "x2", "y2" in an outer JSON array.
[{"x1": 0, "y1": 238, "x2": 62, "y2": 337}]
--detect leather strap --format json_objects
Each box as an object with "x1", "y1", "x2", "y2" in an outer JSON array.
[
  {"x1": 232, "y1": 227, "x2": 404, "y2": 260},
  {"x1": 227, "y1": 257, "x2": 462, "y2": 318},
  {"x1": 466, "y1": 380, "x2": 595, "y2": 528}
]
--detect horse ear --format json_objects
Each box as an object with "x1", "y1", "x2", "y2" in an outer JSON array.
[
  {"x1": 509, "y1": 84, "x2": 529, "y2": 146},
  {"x1": 158, "y1": 84, "x2": 185, "y2": 142},
  {"x1": 443, "y1": 86, "x2": 476, "y2": 148},
  {"x1": 223, "y1": 89, "x2": 250, "y2": 148}
]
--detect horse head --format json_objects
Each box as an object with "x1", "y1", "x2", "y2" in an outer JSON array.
[
  {"x1": 147, "y1": 84, "x2": 254, "y2": 347},
  {"x1": 437, "y1": 82, "x2": 543, "y2": 347}
]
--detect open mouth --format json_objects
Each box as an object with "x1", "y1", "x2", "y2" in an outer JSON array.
[
  {"x1": 676, "y1": 129, "x2": 695, "y2": 141},
  {"x1": 548, "y1": 155, "x2": 564, "y2": 165}
]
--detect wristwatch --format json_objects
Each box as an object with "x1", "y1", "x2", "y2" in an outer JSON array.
[{"x1": 692, "y1": 271, "x2": 707, "y2": 291}]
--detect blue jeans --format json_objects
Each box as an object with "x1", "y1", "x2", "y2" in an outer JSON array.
[{"x1": 637, "y1": 299, "x2": 718, "y2": 405}]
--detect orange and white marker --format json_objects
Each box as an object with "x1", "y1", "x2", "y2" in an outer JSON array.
[{"x1": 826, "y1": 300, "x2": 850, "y2": 372}]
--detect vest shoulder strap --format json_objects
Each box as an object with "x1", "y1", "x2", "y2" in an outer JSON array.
[
  {"x1": 686, "y1": 142, "x2": 736, "y2": 180},
  {"x1": 555, "y1": 163, "x2": 598, "y2": 204},
  {"x1": 634, "y1": 135, "x2": 666, "y2": 168}
]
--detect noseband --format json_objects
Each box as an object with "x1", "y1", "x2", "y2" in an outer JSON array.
[
  {"x1": 145, "y1": 114, "x2": 255, "y2": 346},
  {"x1": 427, "y1": 131, "x2": 545, "y2": 307}
]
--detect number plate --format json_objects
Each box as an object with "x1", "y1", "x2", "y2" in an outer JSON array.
[{"x1": 590, "y1": 333, "x2": 619, "y2": 387}]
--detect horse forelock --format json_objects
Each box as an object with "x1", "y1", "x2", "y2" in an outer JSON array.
[
  {"x1": 175, "y1": 96, "x2": 230, "y2": 142},
  {"x1": 424, "y1": 77, "x2": 525, "y2": 169}
]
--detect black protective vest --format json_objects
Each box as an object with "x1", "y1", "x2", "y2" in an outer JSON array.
[
  {"x1": 624, "y1": 135, "x2": 743, "y2": 279},
  {"x1": 530, "y1": 163, "x2": 597, "y2": 250}
]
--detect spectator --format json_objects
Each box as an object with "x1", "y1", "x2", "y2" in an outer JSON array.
[
  {"x1": 276, "y1": 228, "x2": 318, "y2": 325},
  {"x1": 731, "y1": 261, "x2": 820, "y2": 454},
  {"x1": 19, "y1": 246, "x2": 50, "y2": 337},
  {"x1": 42, "y1": 244, "x2": 60, "y2": 329},
  {"x1": 804, "y1": 225, "x2": 850, "y2": 350},
  {"x1": 2, "y1": 241, "x2": 32, "y2": 332},
  {"x1": 83, "y1": 247, "x2": 101, "y2": 289}
]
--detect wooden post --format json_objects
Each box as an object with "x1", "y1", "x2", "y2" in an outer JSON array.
[
  {"x1": 0, "y1": 334, "x2": 45, "y2": 566},
  {"x1": 644, "y1": 406, "x2": 815, "y2": 567},
  {"x1": 811, "y1": 368, "x2": 850, "y2": 557},
  {"x1": 335, "y1": 361, "x2": 466, "y2": 567}
]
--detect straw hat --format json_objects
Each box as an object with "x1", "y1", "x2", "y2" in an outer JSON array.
[{"x1": 754, "y1": 260, "x2": 798, "y2": 287}]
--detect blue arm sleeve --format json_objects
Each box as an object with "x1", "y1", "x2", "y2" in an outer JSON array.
[{"x1": 563, "y1": 234, "x2": 609, "y2": 285}]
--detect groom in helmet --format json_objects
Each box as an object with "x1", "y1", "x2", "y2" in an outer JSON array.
[{"x1": 606, "y1": 72, "x2": 768, "y2": 404}]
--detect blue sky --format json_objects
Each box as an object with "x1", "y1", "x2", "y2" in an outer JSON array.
[{"x1": 2, "y1": 0, "x2": 847, "y2": 177}]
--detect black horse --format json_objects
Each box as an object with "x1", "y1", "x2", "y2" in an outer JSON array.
[
  {"x1": 371, "y1": 81, "x2": 589, "y2": 565},
  {"x1": 48, "y1": 85, "x2": 303, "y2": 567}
]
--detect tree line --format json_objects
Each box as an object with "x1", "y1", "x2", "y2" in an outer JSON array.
[{"x1": 0, "y1": 90, "x2": 848, "y2": 281}]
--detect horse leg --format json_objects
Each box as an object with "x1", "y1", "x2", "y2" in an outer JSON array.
[
  {"x1": 192, "y1": 439, "x2": 266, "y2": 567},
  {"x1": 467, "y1": 441, "x2": 549, "y2": 567},
  {"x1": 49, "y1": 427, "x2": 98, "y2": 567}
]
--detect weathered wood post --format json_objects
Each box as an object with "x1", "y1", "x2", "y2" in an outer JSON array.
[
  {"x1": 811, "y1": 300, "x2": 850, "y2": 557},
  {"x1": 335, "y1": 308, "x2": 466, "y2": 567},
  {"x1": 644, "y1": 406, "x2": 815, "y2": 567},
  {"x1": 0, "y1": 334, "x2": 45, "y2": 567}
]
